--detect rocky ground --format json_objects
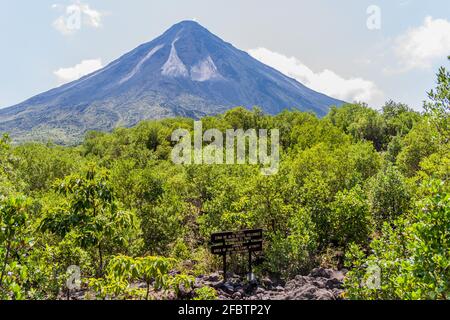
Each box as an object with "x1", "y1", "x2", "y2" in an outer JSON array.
[
  {"x1": 194, "y1": 268, "x2": 346, "y2": 300},
  {"x1": 64, "y1": 267, "x2": 346, "y2": 300}
]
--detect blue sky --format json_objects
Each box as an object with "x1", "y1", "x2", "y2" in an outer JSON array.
[{"x1": 1, "y1": 0, "x2": 449, "y2": 110}]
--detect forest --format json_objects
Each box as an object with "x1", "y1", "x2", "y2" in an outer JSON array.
[{"x1": 0, "y1": 60, "x2": 448, "y2": 300}]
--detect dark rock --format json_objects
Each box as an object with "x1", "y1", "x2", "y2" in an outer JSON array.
[
  {"x1": 311, "y1": 279, "x2": 326, "y2": 289},
  {"x1": 294, "y1": 285, "x2": 317, "y2": 300},
  {"x1": 249, "y1": 278, "x2": 258, "y2": 286},
  {"x1": 309, "y1": 268, "x2": 334, "y2": 279},
  {"x1": 222, "y1": 282, "x2": 235, "y2": 294},
  {"x1": 205, "y1": 273, "x2": 221, "y2": 282},
  {"x1": 191, "y1": 268, "x2": 345, "y2": 301},
  {"x1": 169, "y1": 270, "x2": 181, "y2": 276},
  {"x1": 232, "y1": 292, "x2": 242, "y2": 299},
  {"x1": 326, "y1": 278, "x2": 342, "y2": 289},
  {"x1": 330, "y1": 270, "x2": 346, "y2": 282},
  {"x1": 261, "y1": 277, "x2": 273, "y2": 289},
  {"x1": 314, "y1": 289, "x2": 336, "y2": 300},
  {"x1": 256, "y1": 287, "x2": 266, "y2": 295},
  {"x1": 275, "y1": 286, "x2": 284, "y2": 292},
  {"x1": 294, "y1": 275, "x2": 308, "y2": 286}
]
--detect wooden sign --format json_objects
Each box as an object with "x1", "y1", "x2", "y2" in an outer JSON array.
[
  {"x1": 210, "y1": 241, "x2": 263, "y2": 255},
  {"x1": 210, "y1": 229, "x2": 263, "y2": 280}
]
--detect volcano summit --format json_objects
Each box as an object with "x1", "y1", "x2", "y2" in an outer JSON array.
[{"x1": 0, "y1": 20, "x2": 344, "y2": 144}]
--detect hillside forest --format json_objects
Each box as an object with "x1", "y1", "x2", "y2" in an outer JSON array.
[{"x1": 0, "y1": 59, "x2": 449, "y2": 300}]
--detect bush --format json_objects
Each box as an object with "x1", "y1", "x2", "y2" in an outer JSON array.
[
  {"x1": 345, "y1": 179, "x2": 450, "y2": 300},
  {"x1": 330, "y1": 185, "x2": 372, "y2": 248},
  {"x1": 263, "y1": 209, "x2": 317, "y2": 277},
  {"x1": 194, "y1": 286, "x2": 218, "y2": 300},
  {"x1": 367, "y1": 164, "x2": 411, "y2": 227}
]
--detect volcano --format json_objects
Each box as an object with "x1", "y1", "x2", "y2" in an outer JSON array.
[{"x1": 0, "y1": 20, "x2": 344, "y2": 144}]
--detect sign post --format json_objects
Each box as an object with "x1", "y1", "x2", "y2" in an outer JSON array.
[
  {"x1": 210, "y1": 229, "x2": 263, "y2": 281},
  {"x1": 223, "y1": 254, "x2": 227, "y2": 281},
  {"x1": 248, "y1": 250, "x2": 252, "y2": 280}
]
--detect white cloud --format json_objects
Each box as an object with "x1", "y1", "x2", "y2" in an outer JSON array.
[
  {"x1": 53, "y1": 16, "x2": 74, "y2": 36},
  {"x1": 248, "y1": 47, "x2": 383, "y2": 105},
  {"x1": 52, "y1": 2, "x2": 103, "y2": 36},
  {"x1": 394, "y1": 16, "x2": 450, "y2": 70},
  {"x1": 54, "y1": 59, "x2": 103, "y2": 84}
]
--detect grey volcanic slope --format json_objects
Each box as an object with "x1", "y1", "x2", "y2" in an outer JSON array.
[{"x1": 0, "y1": 20, "x2": 344, "y2": 144}]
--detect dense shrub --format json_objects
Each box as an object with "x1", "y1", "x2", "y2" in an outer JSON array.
[{"x1": 0, "y1": 59, "x2": 448, "y2": 299}]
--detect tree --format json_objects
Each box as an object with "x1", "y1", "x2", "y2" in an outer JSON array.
[
  {"x1": 407, "y1": 180, "x2": 450, "y2": 299},
  {"x1": 0, "y1": 196, "x2": 32, "y2": 299},
  {"x1": 13, "y1": 143, "x2": 80, "y2": 192},
  {"x1": 330, "y1": 186, "x2": 372, "y2": 247},
  {"x1": 263, "y1": 208, "x2": 317, "y2": 277},
  {"x1": 0, "y1": 134, "x2": 22, "y2": 196},
  {"x1": 140, "y1": 193, "x2": 186, "y2": 255},
  {"x1": 1, "y1": 98, "x2": 447, "y2": 300},
  {"x1": 40, "y1": 165, "x2": 139, "y2": 276},
  {"x1": 327, "y1": 103, "x2": 387, "y2": 151},
  {"x1": 367, "y1": 164, "x2": 411, "y2": 227},
  {"x1": 424, "y1": 57, "x2": 450, "y2": 146},
  {"x1": 382, "y1": 100, "x2": 419, "y2": 137},
  {"x1": 396, "y1": 120, "x2": 439, "y2": 177},
  {"x1": 89, "y1": 255, "x2": 193, "y2": 300},
  {"x1": 345, "y1": 179, "x2": 450, "y2": 300}
]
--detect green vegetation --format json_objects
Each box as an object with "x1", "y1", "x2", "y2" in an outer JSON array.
[{"x1": 0, "y1": 60, "x2": 448, "y2": 300}]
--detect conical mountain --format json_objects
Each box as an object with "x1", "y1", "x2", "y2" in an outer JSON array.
[{"x1": 0, "y1": 20, "x2": 344, "y2": 143}]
